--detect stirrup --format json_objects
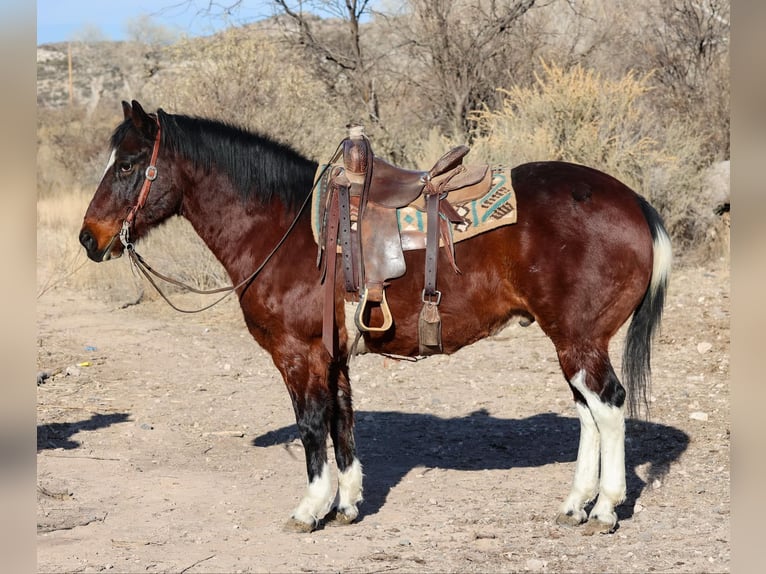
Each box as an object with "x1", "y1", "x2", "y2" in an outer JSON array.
[{"x1": 354, "y1": 287, "x2": 393, "y2": 332}]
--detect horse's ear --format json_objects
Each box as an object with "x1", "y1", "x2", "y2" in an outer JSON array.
[
  {"x1": 129, "y1": 100, "x2": 156, "y2": 138},
  {"x1": 122, "y1": 100, "x2": 131, "y2": 119}
]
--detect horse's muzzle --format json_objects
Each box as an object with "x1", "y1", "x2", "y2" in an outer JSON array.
[{"x1": 79, "y1": 226, "x2": 122, "y2": 262}]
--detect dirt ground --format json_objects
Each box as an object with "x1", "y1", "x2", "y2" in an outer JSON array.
[{"x1": 36, "y1": 261, "x2": 730, "y2": 573}]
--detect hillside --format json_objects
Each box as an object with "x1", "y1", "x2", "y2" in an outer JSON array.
[{"x1": 37, "y1": 40, "x2": 176, "y2": 111}]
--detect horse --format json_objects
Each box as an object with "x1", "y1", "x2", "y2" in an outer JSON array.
[{"x1": 79, "y1": 100, "x2": 671, "y2": 534}]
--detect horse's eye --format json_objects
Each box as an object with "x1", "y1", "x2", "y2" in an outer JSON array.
[{"x1": 118, "y1": 162, "x2": 133, "y2": 173}]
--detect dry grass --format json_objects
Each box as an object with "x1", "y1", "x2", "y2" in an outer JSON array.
[
  {"x1": 37, "y1": 188, "x2": 94, "y2": 299},
  {"x1": 37, "y1": 186, "x2": 229, "y2": 305}
]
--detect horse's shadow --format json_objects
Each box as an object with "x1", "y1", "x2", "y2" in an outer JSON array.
[
  {"x1": 37, "y1": 412, "x2": 131, "y2": 451},
  {"x1": 253, "y1": 408, "x2": 689, "y2": 522}
]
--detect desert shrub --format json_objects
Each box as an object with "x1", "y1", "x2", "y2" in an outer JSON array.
[
  {"x1": 638, "y1": 0, "x2": 730, "y2": 161},
  {"x1": 37, "y1": 106, "x2": 118, "y2": 198},
  {"x1": 457, "y1": 60, "x2": 709, "y2": 254}
]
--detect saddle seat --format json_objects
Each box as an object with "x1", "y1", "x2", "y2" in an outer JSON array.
[{"x1": 369, "y1": 145, "x2": 471, "y2": 208}]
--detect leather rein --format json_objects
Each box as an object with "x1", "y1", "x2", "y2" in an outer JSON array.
[{"x1": 118, "y1": 116, "x2": 333, "y2": 314}]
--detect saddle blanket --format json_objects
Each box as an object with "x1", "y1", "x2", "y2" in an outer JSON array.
[{"x1": 311, "y1": 164, "x2": 517, "y2": 249}]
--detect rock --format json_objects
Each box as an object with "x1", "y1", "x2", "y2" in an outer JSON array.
[
  {"x1": 697, "y1": 342, "x2": 713, "y2": 354},
  {"x1": 65, "y1": 365, "x2": 81, "y2": 377},
  {"x1": 525, "y1": 558, "x2": 547, "y2": 571},
  {"x1": 690, "y1": 411, "x2": 709, "y2": 421}
]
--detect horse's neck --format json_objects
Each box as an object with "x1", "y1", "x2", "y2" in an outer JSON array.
[{"x1": 180, "y1": 176, "x2": 310, "y2": 285}]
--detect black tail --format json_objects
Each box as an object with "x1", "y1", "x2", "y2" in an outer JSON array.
[{"x1": 623, "y1": 197, "x2": 672, "y2": 419}]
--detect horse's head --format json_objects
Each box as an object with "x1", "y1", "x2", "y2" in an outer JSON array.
[{"x1": 79, "y1": 100, "x2": 183, "y2": 262}]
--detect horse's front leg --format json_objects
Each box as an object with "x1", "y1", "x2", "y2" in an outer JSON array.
[
  {"x1": 277, "y1": 344, "x2": 337, "y2": 532},
  {"x1": 327, "y1": 360, "x2": 363, "y2": 525}
]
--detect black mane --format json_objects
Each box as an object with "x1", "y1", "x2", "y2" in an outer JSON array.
[{"x1": 110, "y1": 110, "x2": 318, "y2": 210}]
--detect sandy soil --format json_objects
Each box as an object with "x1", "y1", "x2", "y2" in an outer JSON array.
[{"x1": 36, "y1": 262, "x2": 730, "y2": 573}]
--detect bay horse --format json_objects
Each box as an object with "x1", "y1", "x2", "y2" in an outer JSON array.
[{"x1": 79, "y1": 100, "x2": 671, "y2": 534}]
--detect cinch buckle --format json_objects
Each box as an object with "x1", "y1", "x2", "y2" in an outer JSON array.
[{"x1": 421, "y1": 289, "x2": 442, "y2": 305}]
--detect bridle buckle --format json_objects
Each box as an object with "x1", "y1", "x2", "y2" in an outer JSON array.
[{"x1": 145, "y1": 165, "x2": 158, "y2": 181}]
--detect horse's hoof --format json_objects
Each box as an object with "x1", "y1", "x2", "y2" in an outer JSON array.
[
  {"x1": 284, "y1": 517, "x2": 317, "y2": 533},
  {"x1": 582, "y1": 517, "x2": 618, "y2": 535},
  {"x1": 325, "y1": 507, "x2": 358, "y2": 527},
  {"x1": 555, "y1": 510, "x2": 587, "y2": 527}
]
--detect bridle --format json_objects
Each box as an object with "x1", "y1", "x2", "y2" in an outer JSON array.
[
  {"x1": 119, "y1": 115, "x2": 162, "y2": 249},
  {"x1": 112, "y1": 117, "x2": 338, "y2": 313}
]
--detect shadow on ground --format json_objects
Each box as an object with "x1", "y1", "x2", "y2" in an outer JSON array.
[
  {"x1": 253, "y1": 409, "x2": 689, "y2": 523},
  {"x1": 37, "y1": 412, "x2": 131, "y2": 451}
]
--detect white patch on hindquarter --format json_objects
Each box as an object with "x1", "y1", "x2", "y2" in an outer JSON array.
[
  {"x1": 292, "y1": 462, "x2": 334, "y2": 526},
  {"x1": 569, "y1": 370, "x2": 626, "y2": 524},
  {"x1": 335, "y1": 458, "x2": 363, "y2": 519},
  {"x1": 102, "y1": 148, "x2": 116, "y2": 178}
]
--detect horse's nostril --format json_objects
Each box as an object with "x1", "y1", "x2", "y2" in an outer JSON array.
[{"x1": 79, "y1": 228, "x2": 97, "y2": 254}]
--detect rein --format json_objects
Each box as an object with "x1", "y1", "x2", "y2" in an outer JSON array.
[{"x1": 119, "y1": 130, "x2": 340, "y2": 314}]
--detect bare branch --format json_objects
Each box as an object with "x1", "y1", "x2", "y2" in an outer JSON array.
[{"x1": 273, "y1": 0, "x2": 382, "y2": 125}]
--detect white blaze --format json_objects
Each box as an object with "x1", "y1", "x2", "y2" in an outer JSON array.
[{"x1": 102, "y1": 149, "x2": 116, "y2": 178}]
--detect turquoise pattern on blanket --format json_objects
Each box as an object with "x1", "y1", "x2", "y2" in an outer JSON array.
[{"x1": 396, "y1": 167, "x2": 516, "y2": 237}]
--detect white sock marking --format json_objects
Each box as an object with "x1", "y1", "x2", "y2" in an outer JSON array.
[
  {"x1": 569, "y1": 369, "x2": 626, "y2": 525},
  {"x1": 336, "y1": 458, "x2": 363, "y2": 519},
  {"x1": 292, "y1": 462, "x2": 334, "y2": 526},
  {"x1": 560, "y1": 401, "x2": 600, "y2": 518}
]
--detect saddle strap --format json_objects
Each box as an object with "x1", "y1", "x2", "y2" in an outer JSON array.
[
  {"x1": 343, "y1": 132, "x2": 374, "y2": 292},
  {"x1": 424, "y1": 193, "x2": 440, "y2": 300},
  {"x1": 337, "y1": 181, "x2": 356, "y2": 292},
  {"x1": 420, "y1": 193, "x2": 443, "y2": 354},
  {"x1": 322, "y1": 187, "x2": 341, "y2": 357}
]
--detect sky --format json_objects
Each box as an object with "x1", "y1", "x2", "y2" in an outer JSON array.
[{"x1": 36, "y1": 0, "x2": 272, "y2": 45}]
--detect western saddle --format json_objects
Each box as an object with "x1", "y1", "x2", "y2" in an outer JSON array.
[{"x1": 317, "y1": 125, "x2": 491, "y2": 357}]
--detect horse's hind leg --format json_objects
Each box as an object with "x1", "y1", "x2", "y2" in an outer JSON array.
[
  {"x1": 327, "y1": 361, "x2": 363, "y2": 525},
  {"x1": 556, "y1": 350, "x2": 626, "y2": 534},
  {"x1": 556, "y1": 398, "x2": 600, "y2": 526}
]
